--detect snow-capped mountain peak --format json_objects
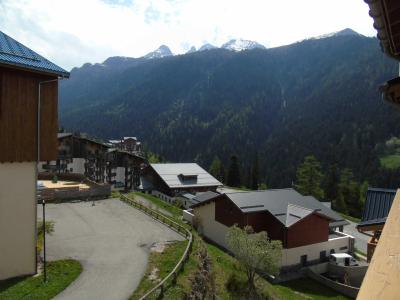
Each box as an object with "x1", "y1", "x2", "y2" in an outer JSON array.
[
  {"x1": 310, "y1": 28, "x2": 362, "y2": 40},
  {"x1": 221, "y1": 39, "x2": 266, "y2": 51},
  {"x1": 144, "y1": 45, "x2": 173, "y2": 59}
]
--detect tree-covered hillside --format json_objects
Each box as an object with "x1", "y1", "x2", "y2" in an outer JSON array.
[{"x1": 59, "y1": 33, "x2": 400, "y2": 189}]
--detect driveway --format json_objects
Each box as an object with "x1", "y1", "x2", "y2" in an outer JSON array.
[
  {"x1": 343, "y1": 219, "x2": 370, "y2": 254},
  {"x1": 37, "y1": 199, "x2": 184, "y2": 300}
]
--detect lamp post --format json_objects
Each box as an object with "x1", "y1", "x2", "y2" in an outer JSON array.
[{"x1": 42, "y1": 198, "x2": 47, "y2": 282}]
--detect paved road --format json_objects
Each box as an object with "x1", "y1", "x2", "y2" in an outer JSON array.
[
  {"x1": 37, "y1": 199, "x2": 184, "y2": 300},
  {"x1": 343, "y1": 219, "x2": 370, "y2": 254}
]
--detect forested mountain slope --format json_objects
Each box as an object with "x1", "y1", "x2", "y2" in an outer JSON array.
[{"x1": 59, "y1": 33, "x2": 400, "y2": 188}]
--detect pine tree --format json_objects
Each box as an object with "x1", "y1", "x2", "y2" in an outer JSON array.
[
  {"x1": 324, "y1": 163, "x2": 339, "y2": 202},
  {"x1": 209, "y1": 156, "x2": 225, "y2": 183},
  {"x1": 294, "y1": 155, "x2": 324, "y2": 200},
  {"x1": 251, "y1": 153, "x2": 259, "y2": 190},
  {"x1": 334, "y1": 169, "x2": 361, "y2": 216},
  {"x1": 227, "y1": 155, "x2": 241, "y2": 187}
]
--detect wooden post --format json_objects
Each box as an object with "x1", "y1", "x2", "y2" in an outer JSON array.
[
  {"x1": 172, "y1": 272, "x2": 177, "y2": 285},
  {"x1": 160, "y1": 284, "x2": 164, "y2": 297}
]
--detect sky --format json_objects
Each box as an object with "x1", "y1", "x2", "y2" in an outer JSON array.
[{"x1": 0, "y1": 0, "x2": 376, "y2": 71}]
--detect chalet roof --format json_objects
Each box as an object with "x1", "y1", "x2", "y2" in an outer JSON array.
[
  {"x1": 0, "y1": 30, "x2": 69, "y2": 77},
  {"x1": 57, "y1": 132, "x2": 73, "y2": 139},
  {"x1": 364, "y1": 0, "x2": 400, "y2": 60},
  {"x1": 107, "y1": 148, "x2": 145, "y2": 161},
  {"x1": 150, "y1": 163, "x2": 222, "y2": 189},
  {"x1": 192, "y1": 188, "x2": 347, "y2": 228},
  {"x1": 357, "y1": 187, "x2": 396, "y2": 228},
  {"x1": 192, "y1": 191, "x2": 219, "y2": 204}
]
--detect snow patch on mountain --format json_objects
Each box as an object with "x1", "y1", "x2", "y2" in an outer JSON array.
[
  {"x1": 221, "y1": 39, "x2": 266, "y2": 51},
  {"x1": 144, "y1": 45, "x2": 173, "y2": 59},
  {"x1": 308, "y1": 28, "x2": 363, "y2": 41}
]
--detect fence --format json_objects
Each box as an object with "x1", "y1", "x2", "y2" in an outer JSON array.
[{"x1": 120, "y1": 194, "x2": 193, "y2": 299}]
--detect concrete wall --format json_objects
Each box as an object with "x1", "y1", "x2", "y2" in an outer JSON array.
[
  {"x1": 328, "y1": 263, "x2": 368, "y2": 287},
  {"x1": 282, "y1": 233, "x2": 353, "y2": 267},
  {"x1": 0, "y1": 162, "x2": 36, "y2": 280},
  {"x1": 183, "y1": 209, "x2": 194, "y2": 223},
  {"x1": 193, "y1": 202, "x2": 229, "y2": 249},
  {"x1": 307, "y1": 265, "x2": 359, "y2": 298}
]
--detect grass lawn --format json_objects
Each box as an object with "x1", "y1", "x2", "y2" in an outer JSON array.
[
  {"x1": 273, "y1": 278, "x2": 349, "y2": 300},
  {"x1": 126, "y1": 192, "x2": 350, "y2": 300},
  {"x1": 337, "y1": 212, "x2": 361, "y2": 223},
  {"x1": 0, "y1": 259, "x2": 82, "y2": 300},
  {"x1": 130, "y1": 240, "x2": 188, "y2": 300},
  {"x1": 380, "y1": 154, "x2": 400, "y2": 169},
  {"x1": 128, "y1": 192, "x2": 182, "y2": 220}
]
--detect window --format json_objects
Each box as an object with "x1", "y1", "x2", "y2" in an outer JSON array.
[
  {"x1": 319, "y1": 251, "x2": 326, "y2": 262},
  {"x1": 300, "y1": 255, "x2": 307, "y2": 266}
]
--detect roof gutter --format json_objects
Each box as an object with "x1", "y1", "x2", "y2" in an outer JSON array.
[{"x1": 35, "y1": 76, "x2": 66, "y2": 275}]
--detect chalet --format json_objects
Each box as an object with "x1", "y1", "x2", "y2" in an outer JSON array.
[
  {"x1": 0, "y1": 31, "x2": 69, "y2": 279},
  {"x1": 364, "y1": 0, "x2": 400, "y2": 107},
  {"x1": 40, "y1": 133, "x2": 109, "y2": 183},
  {"x1": 357, "y1": 188, "x2": 396, "y2": 261},
  {"x1": 359, "y1": 3, "x2": 400, "y2": 298},
  {"x1": 191, "y1": 189, "x2": 352, "y2": 270},
  {"x1": 108, "y1": 136, "x2": 143, "y2": 156},
  {"x1": 105, "y1": 149, "x2": 145, "y2": 190},
  {"x1": 141, "y1": 163, "x2": 222, "y2": 201},
  {"x1": 40, "y1": 133, "x2": 145, "y2": 190}
]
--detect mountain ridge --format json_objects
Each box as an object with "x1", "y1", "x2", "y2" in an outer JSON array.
[{"x1": 59, "y1": 32, "x2": 399, "y2": 188}]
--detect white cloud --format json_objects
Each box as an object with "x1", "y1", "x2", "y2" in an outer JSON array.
[{"x1": 0, "y1": 0, "x2": 376, "y2": 70}]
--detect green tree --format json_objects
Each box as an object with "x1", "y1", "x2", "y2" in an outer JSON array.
[
  {"x1": 359, "y1": 181, "x2": 369, "y2": 211},
  {"x1": 324, "y1": 163, "x2": 339, "y2": 202},
  {"x1": 251, "y1": 153, "x2": 259, "y2": 190},
  {"x1": 225, "y1": 225, "x2": 282, "y2": 289},
  {"x1": 334, "y1": 169, "x2": 361, "y2": 216},
  {"x1": 294, "y1": 155, "x2": 324, "y2": 200},
  {"x1": 227, "y1": 155, "x2": 241, "y2": 187},
  {"x1": 209, "y1": 156, "x2": 225, "y2": 183}
]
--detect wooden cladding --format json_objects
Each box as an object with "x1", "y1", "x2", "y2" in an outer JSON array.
[{"x1": 0, "y1": 67, "x2": 59, "y2": 162}]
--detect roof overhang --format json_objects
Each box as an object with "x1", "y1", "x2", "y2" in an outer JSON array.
[
  {"x1": 365, "y1": 0, "x2": 400, "y2": 60},
  {"x1": 380, "y1": 76, "x2": 400, "y2": 107}
]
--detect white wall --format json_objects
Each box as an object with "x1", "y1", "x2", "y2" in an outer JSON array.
[
  {"x1": 0, "y1": 162, "x2": 36, "y2": 280},
  {"x1": 193, "y1": 202, "x2": 229, "y2": 249},
  {"x1": 282, "y1": 233, "x2": 354, "y2": 266},
  {"x1": 68, "y1": 158, "x2": 85, "y2": 174},
  {"x1": 115, "y1": 167, "x2": 125, "y2": 184}
]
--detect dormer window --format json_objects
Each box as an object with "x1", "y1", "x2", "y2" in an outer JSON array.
[{"x1": 178, "y1": 173, "x2": 198, "y2": 181}]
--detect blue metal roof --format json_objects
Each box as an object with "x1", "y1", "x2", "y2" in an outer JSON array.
[
  {"x1": 0, "y1": 31, "x2": 69, "y2": 77},
  {"x1": 358, "y1": 188, "x2": 396, "y2": 228}
]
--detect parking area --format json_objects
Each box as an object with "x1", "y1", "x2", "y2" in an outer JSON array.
[{"x1": 37, "y1": 198, "x2": 184, "y2": 300}]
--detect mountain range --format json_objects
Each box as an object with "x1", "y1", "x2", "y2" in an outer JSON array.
[{"x1": 59, "y1": 28, "x2": 400, "y2": 188}]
